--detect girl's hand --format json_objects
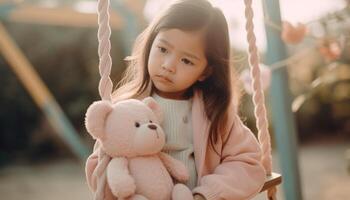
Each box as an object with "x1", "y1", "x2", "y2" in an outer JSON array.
[{"x1": 193, "y1": 194, "x2": 206, "y2": 200}]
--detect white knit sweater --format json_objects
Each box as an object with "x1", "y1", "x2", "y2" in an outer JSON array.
[{"x1": 153, "y1": 93, "x2": 197, "y2": 189}]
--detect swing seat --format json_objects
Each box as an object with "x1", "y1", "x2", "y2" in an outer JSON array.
[{"x1": 260, "y1": 172, "x2": 282, "y2": 192}]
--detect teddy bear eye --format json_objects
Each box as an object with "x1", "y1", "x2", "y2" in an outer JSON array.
[
  {"x1": 149, "y1": 120, "x2": 153, "y2": 123},
  {"x1": 135, "y1": 122, "x2": 140, "y2": 128}
]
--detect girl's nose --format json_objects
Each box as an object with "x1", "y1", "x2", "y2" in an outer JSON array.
[{"x1": 162, "y1": 57, "x2": 176, "y2": 73}]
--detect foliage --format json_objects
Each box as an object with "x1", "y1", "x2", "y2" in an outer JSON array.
[{"x1": 0, "y1": 22, "x2": 126, "y2": 162}]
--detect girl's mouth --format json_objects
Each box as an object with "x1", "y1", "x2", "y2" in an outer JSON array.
[{"x1": 155, "y1": 75, "x2": 172, "y2": 83}]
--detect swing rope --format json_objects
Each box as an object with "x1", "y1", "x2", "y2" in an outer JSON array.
[
  {"x1": 244, "y1": 0, "x2": 277, "y2": 199},
  {"x1": 93, "y1": 0, "x2": 113, "y2": 200},
  {"x1": 97, "y1": 0, "x2": 113, "y2": 102},
  {"x1": 91, "y1": 0, "x2": 277, "y2": 199}
]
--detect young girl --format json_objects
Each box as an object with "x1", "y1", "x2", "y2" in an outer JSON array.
[{"x1": 86, "y1": 0, "x2": 265, "y2": 199}]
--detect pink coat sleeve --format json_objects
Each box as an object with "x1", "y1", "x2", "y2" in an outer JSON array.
[
  {"x1": 192, "y1": 114, "x2": 266, "y2": 200},
  {"x1": 85, "y1": 141, "x2": 100, "y2": 191},
  {"x1": 85, "y1": 141, "x2": 116, "y2": 200}
]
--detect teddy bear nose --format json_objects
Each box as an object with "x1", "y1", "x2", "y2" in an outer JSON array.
[{"x1": 148, "y1": 124, "x2": 157, "y2": 130}]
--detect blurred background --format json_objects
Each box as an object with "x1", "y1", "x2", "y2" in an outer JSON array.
[{"x1": 0, "y1": 0, "x2": 349, "y2": 199}]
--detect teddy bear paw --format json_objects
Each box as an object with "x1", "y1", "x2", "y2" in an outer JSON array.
[
  {"x1": 110, "y1": 175, "x2": 136, "y2": 198},
  {"x1": 128, "y1": 194, "x2": 149, "y2": 200},
  {"x1": 176, "y1": 172, "x2": 190, "y2": 183},
  {"x1": 172, "y1": 183, "x2": 194, "y2": 200}
]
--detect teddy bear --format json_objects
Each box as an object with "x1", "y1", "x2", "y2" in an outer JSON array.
[{"x1": 85, "y1": 97, "x2": 194, "y2": 200}]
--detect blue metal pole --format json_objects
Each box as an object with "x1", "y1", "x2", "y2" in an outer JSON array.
[
  {"x1": 263, "y1": 1, "x2": 303, "y2": 200},
  {"x1": 111, "y1": 0, "x2": 140, "y2": 55},
  {"x1": 0, "y1": 2, "x2": 15, "y2": 18}
]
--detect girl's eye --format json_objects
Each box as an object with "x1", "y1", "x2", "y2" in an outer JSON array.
[
  {"x1": 182, "y1": 58, "x2": 194, "y2": 66},
  {"x1": 149, "y1": 120, "x2": 153, "y2": 123},
  {"x1": 157, "y1": 46, "x2": 168, "y2": 54},
  {"x1": 135, "y1": 122, "x2": 140, "y2": 128}
]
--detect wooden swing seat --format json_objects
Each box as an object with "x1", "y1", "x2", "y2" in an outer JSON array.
[{"x1": 260, "y1": 172, "x2": 282, "y2": 192}]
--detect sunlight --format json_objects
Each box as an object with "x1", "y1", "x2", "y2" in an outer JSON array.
[
  {"x1": 143, "y1": 0, "x2": 347, "y2": 52},
  {"x1": 73, "y1": 1, "x2": 96, "y2": 14},
  {"x1": 280, "y1": 0, "x2": 347, "y2": 24}
]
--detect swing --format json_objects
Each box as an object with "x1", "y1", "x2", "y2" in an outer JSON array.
[{"x1": 91, "y1": 0, "x2": 282, "y2": 199}]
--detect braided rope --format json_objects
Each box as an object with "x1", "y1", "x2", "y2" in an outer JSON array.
[
  {"x1": 244, "y1": 0, "x2": 277, "y2": 199},
  {"x1": 93, "y1": 0, "x2": 113, "y2": 199},
  {"x1": 98, "y1": 0, "x2": 113, "y2": 101}
]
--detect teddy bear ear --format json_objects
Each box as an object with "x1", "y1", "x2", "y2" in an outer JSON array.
[
  {"x1": 85, "y1": 100, "x2": 113, "y2": 140},
  {"x1": 143, "y1": 97, "x2": 163, "y2": 123}
]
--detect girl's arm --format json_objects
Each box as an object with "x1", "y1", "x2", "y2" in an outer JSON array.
[{"x1": 192, "y1": 114, "x2": 265, "y2": 200}]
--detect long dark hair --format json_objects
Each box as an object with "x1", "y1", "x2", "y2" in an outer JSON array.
[{"x1": 113, "y1": 0, "x2": 240, "y2": 150}]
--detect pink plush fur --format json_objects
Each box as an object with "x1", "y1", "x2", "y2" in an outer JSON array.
[
  {"x1": 85, "y1": 100, "x2": 113, "y2": 140},
  {"x1": 85, "y1": 97, "x2": 193, "y2": 200}
]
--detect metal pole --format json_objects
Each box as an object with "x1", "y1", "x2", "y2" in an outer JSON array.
[
  {"x1": 111, "y1": 0, "x2": 140, "y2": 54},
  {"x1": 263, "y1": 1, "x2": 303, "y2": 199}
]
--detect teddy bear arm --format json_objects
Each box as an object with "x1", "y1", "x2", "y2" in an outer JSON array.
[
  {"x1": 107, "y1": 157, "x2": 136, "y2": 198},
  {"x1": 159, "y1": 152, "x2": 189, "y2": 183}
]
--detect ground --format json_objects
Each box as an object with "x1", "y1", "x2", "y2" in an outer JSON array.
[{"x1": 0, "y1": 137, "x2": 349, "y2": 200}]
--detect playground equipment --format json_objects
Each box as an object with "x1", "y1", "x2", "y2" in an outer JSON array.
[{"x1": 0, "y1": 1, "x2": 141, "y2": 160}]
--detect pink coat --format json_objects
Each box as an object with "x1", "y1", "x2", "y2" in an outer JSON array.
[{"x1": 85, "y1": 90, "x2": 265, "y2": 200}]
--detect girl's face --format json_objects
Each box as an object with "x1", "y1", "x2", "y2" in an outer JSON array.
[{"x1": 148, "y1": 29, "x2": 208, "y2": 100}]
